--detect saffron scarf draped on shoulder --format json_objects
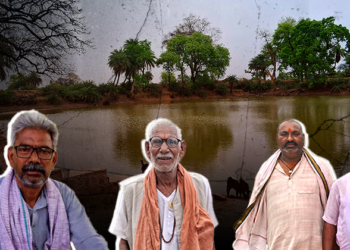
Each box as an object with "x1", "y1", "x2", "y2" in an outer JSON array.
[
  {"x1": 232, "y1": 149, "x2": 336, "y2": 250},
  {"x1": 0, "y1": 169, "x2": 70, "y2": 250},
  {"x1": 134, "y1": 164, "x2": 214, "y2": 250}
]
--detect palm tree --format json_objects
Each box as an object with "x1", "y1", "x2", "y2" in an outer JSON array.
[
  {"x1": 225, "y1": 74, "x2": 239, "y2": 94},
  {"x1": 144, "y1": 71, "x2": 153, "y2": 82},
  {"x1": 108, "y1": 49, "x2": 130, "y2": 86},
  {"x1": 26, "y1": 72, "x2": 42, "y2": 87},
  {"x1": 122, "y1": 38, "x2": 157, "y2": 97},
  {"x1": 248, "y1": 54, "x2": 269, "y2": 80}
]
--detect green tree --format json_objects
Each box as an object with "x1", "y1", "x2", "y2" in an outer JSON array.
[
  {"x1": 7, "y1": 72, "x2": 42, "y2": 90},
  {"x1": 259, "y1": 30, "x2": 278, "y2": 82},
  {"x1": 166, "y1": 32, "x2": 230, "y2": 83},
  {"x1": 157, "y1": 51, "x2": 179, "y2": 86},
  {"x1": 273, "y1": 16, "x2": 350, "y2": 84},
  {"x1": 225, "y1": 75, "x2": 239, "y2": 94},
  {"x1": 144, "y1": 71, "x2": 153, "y2": 81},
  {"x1": 247, "y1": 53, "x2": 270, "y2": 80},
  {"x1": 122, "y1": 39, "x2": 156, "y2": 97},
  {"x1": 108, "y1": 49, "x2": 130, "y2": 86}
]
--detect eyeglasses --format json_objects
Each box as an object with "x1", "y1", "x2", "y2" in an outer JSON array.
[
  {"x1": 149, "y1": 136, "x2": 182, "y2": 148},
  {"x1": 14, "y1": 145, "x2": 55, "y2": 160}
]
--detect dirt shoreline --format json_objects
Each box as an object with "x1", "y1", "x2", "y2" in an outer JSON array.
[{"x1": 1, "y1": 87, "x2": 349, "y2": 114}]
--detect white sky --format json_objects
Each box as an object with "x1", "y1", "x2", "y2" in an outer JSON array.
[{"x1": 1, "y1": 0, "x2": 349, "y2": 88}]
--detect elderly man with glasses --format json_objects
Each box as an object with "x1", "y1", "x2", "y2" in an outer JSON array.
[
  {"x1": 109, "y1": 118, "x2": 218, "y2": 250},
  {"x1": 0, "y1": 110, "x2": 108, "y2": 250}
]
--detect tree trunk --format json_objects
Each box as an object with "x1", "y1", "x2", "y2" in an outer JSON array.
[
  {"x1": 116, "y1": 74, "x2": 121, "y2": 86},
  {"x1": 130, "y1": 80, "x2": 135, "y2": 98},
  {"x1": 265, "y1": 68, "x2": 274, "y2": 83},
  {"x1": 230, "y1": 83, "x2": 233, "y2": 94},
  {"x1": 113, "y1": 75, "x2": 117, "y2": 86},
  {"x1": 168, "y1": 71, "x2": 171, "y2": 88}
]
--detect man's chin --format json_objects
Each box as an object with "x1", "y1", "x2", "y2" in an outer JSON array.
[
  {"x1": 153, "y1": 163, "x2": 178, "y2": 173},
  {"x1": 16, "y1": 174, "x2": 46, "y2": 189},
  {"x1": 282, "y1": 147, "x2": 301, "y2": 154}
]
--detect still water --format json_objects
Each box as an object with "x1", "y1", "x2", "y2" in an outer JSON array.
[{"x1": 1, "y1": 96, "x2": 349, "y2": 194}]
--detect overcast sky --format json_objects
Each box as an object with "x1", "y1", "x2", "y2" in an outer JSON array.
[{"x1": 2, "y1": 0, "x2": 349, "y2": 88}]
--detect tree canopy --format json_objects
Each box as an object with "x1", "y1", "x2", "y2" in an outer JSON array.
[
  {"x1": 162, "y1": 13, "x2": 222, "y2": 46},
  {"x1": 160, "y1": 32, "x2": 230, "y2": 83},
  {"x1": 0, "y1": 0, "x2": 94, "y2": 79},
  {"x1": 272, "y1": 16, "x2": 350, "y2": 83}
]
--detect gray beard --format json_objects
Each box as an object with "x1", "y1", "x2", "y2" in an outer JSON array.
[
  {"x1": 151, "y1": 154, "x2": 179, "y2": 173},
  {"x1": 15, "y1": 164, "x2": 47, "y2": 188}
]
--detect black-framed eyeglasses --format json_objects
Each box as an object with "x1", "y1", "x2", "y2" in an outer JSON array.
[
  {"x1": 14, "y1": 145, "x2": 55, "y2": 160},
  {"x1": 149, "y1": 136, "x2": 182, "y2": 148}
]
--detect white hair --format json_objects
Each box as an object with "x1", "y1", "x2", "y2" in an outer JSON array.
[
  {"x1": 145, "y1": 118, "x2": 182, "y2": 140},
  {"x1": 7, "y1": 110, "x2": 58, "y2": 149}
]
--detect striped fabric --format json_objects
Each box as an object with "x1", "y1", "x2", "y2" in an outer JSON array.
[
  {"x1": 0, "y1": 169, "x2": 70, "y2": 250},
  {"x1": 233, "y1": 149, "x2": 336, "y2": 250}
]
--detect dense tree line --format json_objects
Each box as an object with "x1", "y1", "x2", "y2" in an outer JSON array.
[{"x1": 247, "y1": 16, "x2": 350, "y2": 85}]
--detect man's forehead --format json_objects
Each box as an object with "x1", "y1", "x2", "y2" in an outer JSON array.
[
  {"x1": 279, "y1": 121, "x2": 301, "y2": 132},
  {"x1": 15, "y1": 128, "x2": 53, "y2": 145},
  {"x1": 152, "y1": 126, "x2": 177, "y2": 137}
]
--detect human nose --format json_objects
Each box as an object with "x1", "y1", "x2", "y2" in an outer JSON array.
[
  {"x1": 287, "y1": 133, "x2": 293, "y2": 141},
  {"x1": 159, "y1": 140, "x2": 169, "y2": 153},
  {"x1": 29, "y1": 148, "x2": 40, "y2": 162}
]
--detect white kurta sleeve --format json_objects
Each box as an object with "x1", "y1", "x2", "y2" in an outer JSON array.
[
  {"x1": 201, "y1": 175, "x2": 219, "y2": 227},
  {"x1": 109, "y1": 188, "x2": 128, "y2": 239}
]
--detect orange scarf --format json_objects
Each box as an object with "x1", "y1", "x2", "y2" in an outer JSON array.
[{"x1": 134, "y1": 164, "x2": 214, "y2": 249}]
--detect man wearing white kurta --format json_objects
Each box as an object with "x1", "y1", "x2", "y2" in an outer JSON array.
[
  {"x1": 233, "y1": 119, "x2": 336, "y2": 250},
  {"x1": 109, "y1": 118, "x2": 218, "y2": 250}
]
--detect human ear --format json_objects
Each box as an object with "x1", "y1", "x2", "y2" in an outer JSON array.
[
  {"x1": 7, "y1": 146, "x2": 15, "y2": 168},
  {"x1": 145, "y1": 141, "x2": 151, "y2": 159},
  {"x1": 179, "y1": 140, "x2": 187, "y2": 158}
]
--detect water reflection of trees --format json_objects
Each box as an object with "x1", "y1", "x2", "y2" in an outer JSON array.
[
  {"x1": 233, "y1": 97, "x2": 350, "y2": 179},
  {"x1": 112, "y1": 101, "x2": 234, "y2": 170}
]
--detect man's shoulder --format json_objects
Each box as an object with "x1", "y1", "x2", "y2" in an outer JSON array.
[
  {"x1": 188, "y1": 171, "x2": 208, "y2": 185},
  {"x1": 120, "y1": 174, "x2": 145, "y2": 188},
  {"x1": 334, "y1": 172, "x2": 350, "y2": 187},
  {"x1": 50, "y1": 178, "x2": 74, "y2": 195}
]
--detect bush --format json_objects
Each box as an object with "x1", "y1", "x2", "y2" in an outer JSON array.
[
  {"x1": 198, "y1": 89, "x2": 207, "y2": 98},
  {"x1": 0, "y1": 90, "x2": 15, "y2": 105},
  {"x1": 144, "y1": 83, "x2": 162, "y2": 97},
  {"x1": 46, "y1": 94, "x2": 61, "y2": 105},
  {"x1": 196, "y1": 73, "x2": 214, "y2": 90},
  {"x1": 41, "y1": 82, "x2": 63, "y2": 96},
  {"x1": 216, "y1": 84, "x2": 228, "y2": 95},
  {"x1": 7, "y1": 72, "x2": 42, "y2": 90},
  {"x1": 134, "y1": 74, "x2": 148, "y2": 88},
  {"x1": 161, "y1": 72, "x2": 176, "y2": 86},
  {"x1": 116, "y1": 86, "x2": 128, "y2": 95},
  {"x1": 80, "y1": 86, "x2": 100, "y2": 103},
  {"x1": 280, "y1": 81, "x2": 295, "y2": 90}
]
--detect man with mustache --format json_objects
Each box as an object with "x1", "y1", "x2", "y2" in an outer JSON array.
[
  {"x1": 109, "y1": 118, "x2": 218, "y2": 250},
  {"x1": 0, "y1": 110, "x2": 108, "y2": 250},
  {"x1": 233, "y1": 119, "x2": 336, "y2": 250}
]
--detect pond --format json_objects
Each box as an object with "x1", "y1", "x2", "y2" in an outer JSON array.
[{"x1": 1, "y1": 96, "x2": 349, "y2": 195}]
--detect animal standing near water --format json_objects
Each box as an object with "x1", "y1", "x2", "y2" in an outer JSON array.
[{"x1": 226, "y1": 176, "x2": 250, "y2": 198}]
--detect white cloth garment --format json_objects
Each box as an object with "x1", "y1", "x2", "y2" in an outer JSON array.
[{"x1": 110, "y1": 174, "x2": 218, "y2": 248}]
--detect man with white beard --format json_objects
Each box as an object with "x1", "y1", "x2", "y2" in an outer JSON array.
[{"x1": 109, "y1": 118, "x2": 218, "y2": 250}]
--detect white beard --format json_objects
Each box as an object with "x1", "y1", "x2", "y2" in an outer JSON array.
[{"x1": 151, "y1": 152, "x2": 180, "y2": 173}]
